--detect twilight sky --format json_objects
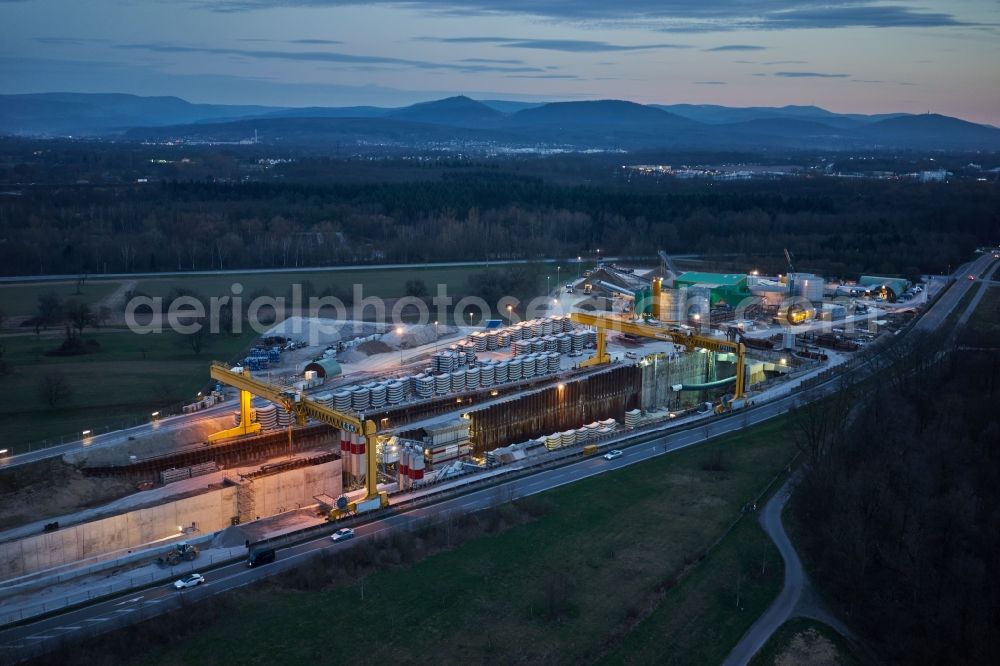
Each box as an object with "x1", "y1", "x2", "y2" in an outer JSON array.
[{"x1": 1, "y1": 0, "x2": 998, "y2": 123}]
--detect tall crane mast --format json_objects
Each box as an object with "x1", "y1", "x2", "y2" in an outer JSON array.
[
  {"x1": 208, "y1": 363, "x2": 385, "y2": 509},
  {"x1": 569, "y1": 311, "x2": 747, "y2": 401},
  {"x1": 783, "y1": 248, "x2": 796, "y2": 294}
]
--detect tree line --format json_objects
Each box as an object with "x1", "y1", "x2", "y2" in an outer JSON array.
[
  {"x1": 0, "y1": 151, "x2": 996, "y2": 279},
  {"x1": 790, "y1": 339, "x2": 1000, "y2": 664}
]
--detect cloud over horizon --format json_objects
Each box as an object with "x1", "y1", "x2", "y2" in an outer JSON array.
[{"x1": 204, "y1": 1, "x2": 977, "y2": 32}]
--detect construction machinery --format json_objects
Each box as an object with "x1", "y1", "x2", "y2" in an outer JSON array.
[
  {"x1": 658, "y1": 249, "x2": 681, "y2": 282},
  {"x1": 208, "y1": 363, "x2": 388, "y2": 515},
  {"x1": 569, "y1": 311, "x2": 747, "y2": 404},
  {"x1": 157, "y1": 541, "x2": 199, "y2": 567},
  {"x1": 777, "y1": 247, "x2": 816, "y2": 325}
]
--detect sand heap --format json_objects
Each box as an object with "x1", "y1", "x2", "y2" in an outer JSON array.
[{"x1": 379, "y1": 324, "x2": 456, "y2": 350}]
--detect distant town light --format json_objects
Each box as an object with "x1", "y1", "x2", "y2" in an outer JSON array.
[
  {"x1": 82, "y1": 430, "x2": 91, "y2": 436},
  {"x1": 151, "y1": 411, "x2": 160, "y2": 417}
]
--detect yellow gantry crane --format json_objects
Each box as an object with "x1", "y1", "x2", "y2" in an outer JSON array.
[
  {"x1": 208, "y1": 362, "x2": 386, "y2": 509},
  {"x1": 569, "y1": 311, "x2": 747, "y2": 401}
]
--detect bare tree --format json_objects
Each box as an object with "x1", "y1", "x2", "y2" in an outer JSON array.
[
  {"x1": 34, "y1": 292, "x2": 63, "y2": 334},
  {"x1": 65, "y1": 300, "x2": 95, "y2": 338},
  {"x1": 38, "y1": 372, "x2": 72, "y2": 408}
]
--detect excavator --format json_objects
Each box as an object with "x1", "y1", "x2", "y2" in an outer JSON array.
[
  {"x1": 208, "y1": 363, "x2": 387, "y2": 516},
  {"x1": 156, "y1": 542, "x2": 199, "y2": 567}
]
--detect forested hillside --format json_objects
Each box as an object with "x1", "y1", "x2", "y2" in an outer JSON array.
[{"x1": 0, "y1": 143, "x2": 997, "y2": 278}]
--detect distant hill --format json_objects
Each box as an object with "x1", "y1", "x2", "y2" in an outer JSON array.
[
  {"x1": 510, "y1": 100, "x2": 693, "y2": 128},
  {"x1": 655, "y1": 103, "x2": 908, "y2": 129},
  {"x1": 251, "y1": 105, "x2": 391, "y2": 120},
  {"x1": 0, "y1": 92, "x2": 283, "y2": 135},
  {"x1": 479, "y1": 99, "x2": 546, "y2": 114},
  {"x1": 6, "y1": 91, "x2": 1000, "y2": 152},
  {"x1": 856, "y1": 113, "x2": 1000, "y2": 150},
  {"x1": 387, "y1": 96, "x2": 505, "y2": 127}
]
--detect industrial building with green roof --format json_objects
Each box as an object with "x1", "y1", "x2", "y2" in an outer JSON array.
[
  {"x1": 858, "y1": 275, "x2": 911, "y2": 301},
  {"x1": 674, "y1": 272, "x2": 750, "y2": 306}
]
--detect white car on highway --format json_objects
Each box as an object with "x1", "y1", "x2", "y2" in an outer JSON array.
[
  {"x1": 173, "y1": 573, "x2": 204, "y2": 590},
  {"x1": 604, "y1": 450, "x2": 623, "y2": 461},
  {"x1": 331, "y1": 527, "x2": 355, "y2": 543}
]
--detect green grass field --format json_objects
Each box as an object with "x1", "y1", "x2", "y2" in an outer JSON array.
[
  {"x1": 0, "y1": 328, "x2": 255, "y2": 451},
  {"x1": 958, "y1": 286, "x2": 999, "y2": 346},
  {"x1": 748, "y1": 617, "x2": 860, "y2": 666},
  {"x1": 0, "y1": 265, "x2": 490, "y2": 320},
  {"x1": 134, "y1": 266, "x2": 482, "y2": 300},
  {"x1": 601, "y1": 517, "x2": 784, "y2": 665},
  {"x1": 0, "y1": 280, "x2": 122, "y2": 318},
  {"x1": 80, "y1": 417, "x2": 796, "y2": 665}
]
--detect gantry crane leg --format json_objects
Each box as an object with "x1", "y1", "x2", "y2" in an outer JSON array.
[{"x1": 208, "y1": 386, "x2": 262, "y2": 442}]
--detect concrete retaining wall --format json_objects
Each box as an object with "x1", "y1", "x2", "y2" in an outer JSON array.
[
  {"x1": 253, "y1": 459, "x2": 342, "y2": 517},
  {"x1": 0, "y1": 458, "x2": 342, "y2": 580}
]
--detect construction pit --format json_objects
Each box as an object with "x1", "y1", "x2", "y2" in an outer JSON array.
[{"x1": 1, "y1": 262, "x2": 894, "y2": 622}]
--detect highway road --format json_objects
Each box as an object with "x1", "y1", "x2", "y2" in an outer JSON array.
[
  {"x1": 1, "y1": 253, "x2": 992, "y2": 661},
  {"x1": 0, "y1": 402, "x2": 233, "y2": 469},
  {"x1": 721, "y1": 251, "x2": 995, "y2": 666},
  {"x1": 0, "y1": 255, "x2": 655, "y2": 284},
  {"x1": 0, "y1": 362, "x2": 855, "y2": 660}
]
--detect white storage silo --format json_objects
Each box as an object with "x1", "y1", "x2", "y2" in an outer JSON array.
[
  {"x1": 508, "y1": 358, "x2": 523, "y2": 381},
  {"x1": 792, "y1": 273, "x2": 824, "y2": 303}
]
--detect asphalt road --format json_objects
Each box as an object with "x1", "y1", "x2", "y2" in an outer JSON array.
[
  {"x1": 721, "y1": 251, "x2": 994, "y2": 666},
  {"x1": 721, "y1": 476, "x2": 801, "y2": 666},
  {"x1": 0, "y1": 370, "x2": 836, "y2": 660},
  {"x1": 2, "y1": 254, "x2": 991, "y2": 661},
  {"x1": 0, "y1": 255, "x2": 652, "y2": 284},
  {"x1": 0, "y1": 402, "x2": 233, "y2": 468}
]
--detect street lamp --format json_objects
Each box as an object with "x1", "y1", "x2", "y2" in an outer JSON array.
[
  {"x1": 692, "y1": 312, "x2": 701, "y2": 333},
  {"x1": 577, "y1": 256, "x2": 582, "y2": 279},
  {"x1": 467, "y1": 311, "x2": 473, "y2": 326},
  {"x1": 546, "y1": 275, "x2": 550, "y2": 295},
  {"x1": 506, "y1": 304, "x2": 513, "y2": 323},
  {"x1": 557, "y1": 265, "x2": 561, "y2": 289},
  {"x1": 396, "y1": 326, "x2": 404, "y2": 366}
]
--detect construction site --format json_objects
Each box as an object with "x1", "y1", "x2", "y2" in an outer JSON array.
[{"x1": 0, "y1": 250, "x2": 933, "y2": 624}]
